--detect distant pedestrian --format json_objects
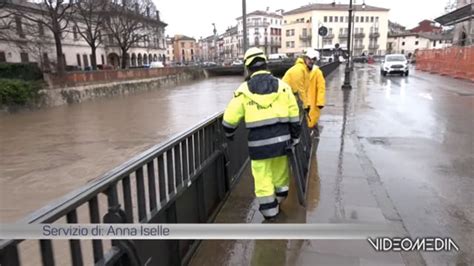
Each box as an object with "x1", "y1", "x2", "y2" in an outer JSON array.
[{"x1": 222, "y1": 47, "x2": 300, "y2": 220}]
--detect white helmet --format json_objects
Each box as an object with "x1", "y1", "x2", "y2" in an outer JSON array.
[{"x1": 304, "y1": 48, "x2": 320, "y2": 61}]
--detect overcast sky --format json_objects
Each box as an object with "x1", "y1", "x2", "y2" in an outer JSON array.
[{"x1": 156, "y1": 0, "x2": 448, "y2": 39}]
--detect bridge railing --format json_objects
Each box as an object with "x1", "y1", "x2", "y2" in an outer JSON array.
[{"x1": 0, "y1": 112, "x2": 249, "y2": 266}]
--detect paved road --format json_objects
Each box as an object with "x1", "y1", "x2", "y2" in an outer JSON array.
[
  {"x1": 0, "y1": 76, "x2": 242, "y2": 222},
  {"x1": 191, "y1": 64, "x2": 473, "y2": 265}
]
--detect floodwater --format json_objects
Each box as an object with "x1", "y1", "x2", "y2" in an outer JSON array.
[{"x1": 0, "y1": 76, "x2": 243, "y2": 222}]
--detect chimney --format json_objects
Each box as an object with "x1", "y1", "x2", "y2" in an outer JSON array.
[{"x1": 156, "y1": 10, "x2": 160, "y2": 21}]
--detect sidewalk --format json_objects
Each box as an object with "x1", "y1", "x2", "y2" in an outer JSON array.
[{"x1": 189, "y1": 67, "x2": 411, "y2": 266}]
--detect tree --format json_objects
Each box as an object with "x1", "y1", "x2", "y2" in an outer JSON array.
[
  {"x1": 105, "y1": 0, "x2": 156, "y2": 69},
  {"x1": 0, "y1": 0, "x2": 13, "y2": 40},
  {"x1": 71, "y1": 0, "x2": 108, "y2": 70},
  {"x1": 13, "y1": 0, "x2": 73, "y2": 75}
]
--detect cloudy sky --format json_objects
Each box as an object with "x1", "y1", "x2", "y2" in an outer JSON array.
[{"x1": 156, "y1": 0, "x2": 448, "y2": 39}]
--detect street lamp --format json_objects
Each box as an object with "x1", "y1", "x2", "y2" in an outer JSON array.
[{"x1": 342, "y1": 0, "x2": 354, "y2": 89}]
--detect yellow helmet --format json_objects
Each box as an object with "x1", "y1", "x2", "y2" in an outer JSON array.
[{"x1": 244, "y1": 47, "x2": 267, "y2": 66}]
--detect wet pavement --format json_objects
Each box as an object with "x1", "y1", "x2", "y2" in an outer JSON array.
[
  {"x1": 190, "y1": 64, "x2": 473, "y2": 265},
  {"x1": 0, "y1": 76, "x2": 243, "y2": 222}
]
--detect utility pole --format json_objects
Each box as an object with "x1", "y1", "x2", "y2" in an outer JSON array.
[
  {"x1": 242, "y1": 0, "x2": 248, "y2": 54},
  {"x1": 342, "y1": 0, "x2": 353, "y2": 90}
]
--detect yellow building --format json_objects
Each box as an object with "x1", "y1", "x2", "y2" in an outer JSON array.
[{"x1": 281, "y1": 3, "x2": 389, "y2": 56}]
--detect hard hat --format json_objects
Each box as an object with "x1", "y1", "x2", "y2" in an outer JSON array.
[
  {"x1": 244, "y1": 47, "x2": 267, "y2": 66},
  {"x1": 304, "y1": 48, "x2": 320, "y2": 61}
]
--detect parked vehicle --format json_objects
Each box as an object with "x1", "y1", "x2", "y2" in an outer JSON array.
[
  {"x1": 381, "y1": 54, "x2": 409, "y2": 76},
  {"x1": 268, "y1": 53, "x2": 288, "y2": 61},
  {"x1": 231, "y1": 59, "x2": 243, "y2": 66},
  {"x1": 150, "y1": 61, "x2": 164, "y2": 68}
]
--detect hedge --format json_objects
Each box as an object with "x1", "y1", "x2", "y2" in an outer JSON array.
[
  {"x1": 0, "y1": 63, "x2": 43, "y2": 81},
  {"x1": 0, "y1": 79, "x2": 42, "y2": 105}
]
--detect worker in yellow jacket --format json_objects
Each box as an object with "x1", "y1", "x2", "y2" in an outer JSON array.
[
  {"x1": 222, "y1": 47, "x2": 300, "y2": 220},
  {"x1": 282, "y1": 48, "x2": 320, "y2": 127},
  {"x1": 307, "y1": 64, "x2": 326, "y2": 129}
]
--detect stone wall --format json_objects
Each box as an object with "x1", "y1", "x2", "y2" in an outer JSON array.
[{"x1": 39, "y1": 68, "x2": 205, "y2": 107}]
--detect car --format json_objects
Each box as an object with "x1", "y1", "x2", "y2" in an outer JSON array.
[
  {"x1": 381, "y1": 54, "x2": 409, "y2": 76},
  {"x1": 231, "y1": 59, "x2": 243, "y2": 66},
  {"x1": 268, "y1": 53, "x2": 288, "y2": 62},
  {"x1": 149, "y1": 61, "x2": 164, "y2": 68},
  {"x1": 353, "y1": 55, "x2": 368, "y2": 63}
]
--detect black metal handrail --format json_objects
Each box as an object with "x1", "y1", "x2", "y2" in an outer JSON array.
[{"x1": 0, "y1": 111, "x2": 249, "y2": 266}]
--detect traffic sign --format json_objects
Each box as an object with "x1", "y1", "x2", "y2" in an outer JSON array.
[{"x1": 318, "y1": 26, "x2": 328, "y2": 37}]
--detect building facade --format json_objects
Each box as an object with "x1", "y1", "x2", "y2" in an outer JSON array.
[
  {"x1": 387, "y1": 32, "x2": 453, "y2": 57},
  {"x1": 222, "y1": 26, "x2": 239, "y2": 60},
  {"x1": 172, "y1": 35, "x2": 197, "y2": 64},
  {"x1": 435, "y1": 1, "x2": 473, "y2": 46},
  {"x1": 236, "y1": 9, "x2": 283, "y2": 58},
  {"x1": 281, "y1": 3, "x2": 389, "y2": 56},
  {"x1": 0, "y1": 0, "x2": 167, "y2": 70}
]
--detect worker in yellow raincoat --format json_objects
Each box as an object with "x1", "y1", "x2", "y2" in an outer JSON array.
[
  {"x1": 222, "y1": 47, "x2": 300, "y2": 220},
  {"x1": 307, "y1": 62, "x2": 326, "y2": 129},
  {"x1": 282, "y1": 48, "x2": 320, "y2": 125}
]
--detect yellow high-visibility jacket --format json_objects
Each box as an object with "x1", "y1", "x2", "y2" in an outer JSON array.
[
  {"x1": 282, "y1": 58, "x2": 311, "y2": 108},
  {"x1": 307, "y1": 66, "x2": 326, "y2": 128},
  {"x1": 222, "y1": 70, "x2": 300, "y2": 160}
]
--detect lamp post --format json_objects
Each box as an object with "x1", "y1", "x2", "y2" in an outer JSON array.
[
  {"x1": 341, "y1": 0, "x2": 353, "y2": 90},
  {"x1": 242, "y1": 0, "x2": 248, "y2": 54},
  {"x1": 212, "y1": 23, "x2": 217, "y2": 61}
]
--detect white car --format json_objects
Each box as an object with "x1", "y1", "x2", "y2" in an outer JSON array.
[
  {"x1": 150, "y1": 61, "x2": 164, "y2": 68},
  {"x1": 381, "y1": 54, "x2": 409, "y2": 76}
]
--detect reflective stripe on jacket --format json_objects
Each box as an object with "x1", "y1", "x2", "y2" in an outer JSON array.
[
  {"x1": 282, "y1": 58, "x2": 311, "y2": 108},
  {"x1": 307, "y1": 66, "x2": 326, "y2": 128},
  {"x1": 222, "y1": 70, "x2": 300, "y2": 160}
]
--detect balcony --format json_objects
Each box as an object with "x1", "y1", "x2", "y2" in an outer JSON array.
[
  {"x1": 338, "y1": 33, "x2": 348, "y2": 39},
  {"x1": 299, "y1": 34, "x2": 312, "y2": 41},
  {"x1": 247, "y1": 21, "x2": 270, "y2": 28},
  {"x1": 354, "y1": 44, "x2": 365, "y2": 50},
  {"x1": 270, "y1": 40, "x2": 281, "y2": 46},
  {"x1": 354, "y1": 33, "x2": 365, "y2": 39},
  {"x1": 369, "y1": 43, "x2": 379, "y2": 49},
  {"x1": 369, "y1": 32, "x2": 380, "y2": 38},
  {"x1": 322, "y1": 33, "x2": 334, "y2": 39}
]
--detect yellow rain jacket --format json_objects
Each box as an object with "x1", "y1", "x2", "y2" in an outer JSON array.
[
  {"x1": 222, "y1": 70, "x2": 300, "y2": 160},
  {"x1": 282, "y1": 58, "x2": 311, "y2": 108},
  {"x1": 307, "y1": 66, "x2": 326, "y2": 128}
]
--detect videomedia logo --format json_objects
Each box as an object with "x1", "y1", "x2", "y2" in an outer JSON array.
[{"x1": 368, "y1": 237, "x2": 459, "y2": 252}]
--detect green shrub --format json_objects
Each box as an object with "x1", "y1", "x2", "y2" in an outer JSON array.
[
  {"x1": 0, "y1": 63, "x2": 43, "y2": 81},
  {"x1": 0, "y1": 79, "x2": 42, "y2": 105}
]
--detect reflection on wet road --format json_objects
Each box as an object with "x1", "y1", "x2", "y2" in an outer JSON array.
[{"x1": 0, "y1": 76, "x2": 242, "y2": 222}]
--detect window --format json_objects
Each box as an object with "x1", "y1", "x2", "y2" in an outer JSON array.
[
  {"x1": 415, "y1": 41, "x2": 419, "y2": 45},
  {"x1": 15, "y1": 15, "x2": 24, "y2": 38},
  {"x1": 20, "y1": 52, "x2": 29, "y2": 63},
  {"x1": 76, "y1": 54, "x2": 81, "y2": 66},
  {"x1": 324, "y1": 16, "x2": 327, "y2": 22},
  {"x1": 73, "y1": 26, "x2": 78, "y2": 40},
  {"x1": 433, "y1": 40, "x2": 436, "y2": 47},
  {"x1": 329, "y1": 16, "x2": 333, "y2": 22},
  {"x1": 38, "y1": 23, "x2": 44, "y2": 36},
  {"x1": 335, "y1": 16, "x2": 338, "y2": 22},
  {"x1": 366, "y1": 16, "x2": 369, "y2": 22},
  {"x1": 371, "y1": 16, "x2": 374, "y2": 22},
  {"x1": 286, "y1": 29, "x2": 290, "y2": 36},
  {"x1": 302, "y1": 28, "x2": 307, "y2": 37},
  {"x1": 286, "y1": 41, "x2": 290, "y2": 48},
  {"x1": 0, "y1": 51, "x2": 6, "y2": 62},
  {"x1": 361, "y1": 16, "x2": 364, "y2": 23},
  {"x1": 356, "y1": 16, "x2": 359, "y2": 22},
  {"x1": 101, "y1": 55, "x2": 105, "y2": 65},
  {"x1": 402, "y1": 41, "x2": 405, "y2": 46},
  {"x1": 83, "y1": 54, "x2": 89, "y2": 67},
  {"x1": 376, "y1": 17, "x2": 379, "y2": 22},
  {"x1": 340, "y1": 16, "x2": 344, "y2": 22}
]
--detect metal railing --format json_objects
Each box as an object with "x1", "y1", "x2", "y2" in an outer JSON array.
[
  {"x1": 323, "y1": 33, "x2": 334, "y2": 39},
  {"x1": 354, "y1": 33, "x2": 365, "y2": 38},
  {"x1": 0, "y1": 112, "x2": 249, "y2": 266}
]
